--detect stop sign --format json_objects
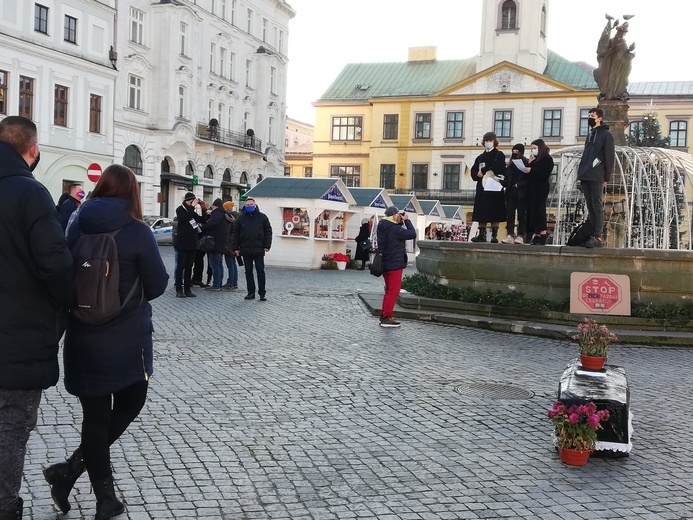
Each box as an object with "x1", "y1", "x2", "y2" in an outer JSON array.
[
  {"x1": 578, "y1": 275, "x2": 622, "y2": 312},
  {"x1": 87, "y1": 163, "x2": 102, "y2": 183}
]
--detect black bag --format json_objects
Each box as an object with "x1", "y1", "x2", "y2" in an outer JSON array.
[
  {"x1": 567, "y1": 221, "x2": 595, "y2": 246},
  {"x1": 236, "y1": 255, "x2": 244, "y2": 266},
  {"x1": 198, "y1": 235, "x2": 215, "y2": 252},
  {"x1": 360, "y1": 238, "x2": 372, "y2": 251},
  {"x1": 369, "y1": 250, "x2": 384, "y2": 277}
]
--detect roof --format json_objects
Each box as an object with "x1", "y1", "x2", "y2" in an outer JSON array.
[
  {"x1": 543, "y1": 51, "x2": 597, "y2": 90},
  {"x1": 347, "y1": 187, "x2": 391, "y2": 208},
  {"x1": 245, "y1": 177, "x2": 355, "y2": 204},
  {"x1": 441, "y1": 205, "x2": 462, "y2": 219},
  {"x1": 629, "y1": 81, "x2": 693, "y2": 96},
  {"x1": 389, "y1": 194, "x2": 423, "y2": 214},
  {"x1": 418, "y1": 200, "x2": 443, "y2": 216}
]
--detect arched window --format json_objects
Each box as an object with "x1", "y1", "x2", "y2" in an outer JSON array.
[
  {"x1": 239, "y1": 171, "x2": 248, "y2": 185},
  {"x1": 257, "y1": 174, "x2": 264, "y2": 183},
  {"x1": 541, "y1": 5, "x2": 546, "y2": 35},
  {"x1": 223, "y1": 168, "x2": 232, "y2": 182},
  {"x1": 501, "y1": 0, "x2": 517, "y2": 30},
  {"x1": 161, "y1": 158, "x2": 170, "y2": 173},
  {"x1": 123, "y1": 145, "x2": 143, "y2": 176},
  {"x1": 185, "y1": 161, "x2": 195, "y2": 176},
  {"x1": 204, "y1": 165, "x2": 214, "y2": 179}
]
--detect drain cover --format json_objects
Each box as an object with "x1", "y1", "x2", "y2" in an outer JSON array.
[{"x1": 453, "y1": 382, "x2": 534, "y2": 400}]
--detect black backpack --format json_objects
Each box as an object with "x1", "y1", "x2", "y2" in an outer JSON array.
[
  {"x1": 70, "y1": 228, "x2": 140, "y2": 325},
  {"x1": 567, "y1": 221, "x2": 594, "y2": 246}
]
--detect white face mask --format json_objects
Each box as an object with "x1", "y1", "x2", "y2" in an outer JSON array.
[
  {"x1": 530, "y1": 148, "x2": 539, "y2": 157},
  {"x1": 484, "y1": 141, "x2": 494, "y2": 151}
]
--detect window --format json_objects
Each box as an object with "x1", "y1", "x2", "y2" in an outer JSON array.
[
  {"x1": 501, "y1": 0, "x2": 517, "y2": 29},
  {"x1": 64, "y1": 15, "x2": 77, "y2": 43},
  {"x1": 383, "y1": 114, "x2": 398, "y2": 140},
  {"x1": 446, "y1": 111, "x2": 464, "y2": 138},
  {"x1": 670, "y1": 121, "x2": 688, "y2": 148},
  {"x1": 89, "y1": 94, "x2": 102, "y2": 133},
  {"x1": 220, "y1": 48, "x2": 227, "y2": 77},
  {"x1": 180, "y1": 23, "x2": 187, "y2": 55},
  {"x1": 414, "y1": 113, "x2": 431, "y2": 139},
  {"x1": 128, "y1": 74, "x2": 142, "y2": 110},
  {"x1": 245, "y1": 59, "x2": 251, "y2": 87},
  {"x1": 243, "y1": 111, "x2": 249, "y2": 132},
  {"x1": 304, "y1": 166, "x2": 313, "y2": 178},
  {"x1": 330, "y1": 165, "x2": 360, "y2": 187},
  {"x1": 284, "y1": 166, "x2": 290, "y2": 176},
  {"x1": 129, "y1": 8, "x2": 144, "y2": 45},
  {"x1": 262, "y1": 18, "x2": 268, "y2": 42},
  {"x1": 380, "y1": 164, "x2": 395, "y2": 189},
  {"x1": 412, "y1": 164, "x2": 428, "y2": 189},
  {"x1": 227, "y1": 105, "x2": 233, "y2": 129},
  {"x1": 204, "y1": 165, "x2": 214, "y2": 179},
  {"x1": 203, "y1": 186, "x2": 213, "y2": 201},
  {"x1": 579, "y1": 108, "x2": 590, "y2": 137},
  {"x1": 270, "y1": 67, "x2": 276, "y2": 94},
  {"x1": 0, "y1": 71, "x2": 7, "y2": 115},
  {"x1": 123, "y1": 145, "x2": 143, "y2": 176},
  {"x1": 231, "y1": 0, "x2": 236, "y2": 25},
  {"x1": 543, "y1": 109, "x2": 562, "y2": 137},
  {"x1": 331, "y1": 116, "x2": 363, "y2": 141},
  {"x1": 177, "y1": 86, "x2": 185, "y2": 118},
  {"x1": 208, "y1": 100, "x2": 213, "y2": 121},
  {"x1": 221, "y1": 0, "x2": 227, "y2": 20},
  {"x1": 278, "y1": 30, "x2": 284, "y2": 53},
  {"x1": 541, "y1": 6, "x2": 547, "y2": 35},
  {"x1": 186, "y1": 161, "x2": 195, "y2": 176},
  {"x1": 494, "y1": 110, "x2": 512, "y2": 138},
  {"x1": 210, "y1": 43, "x2": 216, "y2": 73},
  {"x1": 34, "y1": 4, "x2": 48, "y2": 34},
  {"x1": 268, "y1": 116, "x2": 274, "y2": 143},
  {"x1": 19, "y1": 76, "x2": 34, "y2": 120},
  {"x1": 628, "y1": 120, "x2": 643, "y2": 144},
  {"x1": 217, "y1": 102, "x2": 223, "y2": 123},
  {"x1": 246, "y1": 8, "x2": 253, "y2": 34},
  {"x1": 443, "y1": 164, "x2": 460, "y2": 190},
  {"x1": 230, "y1": 52, "x2": 236, "y2": 81}
]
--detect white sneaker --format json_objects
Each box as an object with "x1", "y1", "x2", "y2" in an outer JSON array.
[
  {"x1": 501, "y1": 235, "x2": 515, "y2": 244},
  {"x1": 514, "y1": 236, "x2": 525, "y2": 244}
]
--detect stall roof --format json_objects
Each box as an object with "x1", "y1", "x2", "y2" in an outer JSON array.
[
  {"x1": 347, "y1": 187, "x2": 393, "y2": 210},
  {"x1": 418, "y1": 199, "x2": 444, "y2": 217},
  {"x1": 245, "y1": 177, "x2": 356, "y2": 204},
  {"x1": 441, "y1": 204, "x2": 463, "y2": 220},
  {"x1": 389, "y1": 194, "x2": 423, "y2": 215}
]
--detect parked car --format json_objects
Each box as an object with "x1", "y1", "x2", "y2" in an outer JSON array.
[{"x1": 145, "y1": 215, "x2": 174, "y2": 244}]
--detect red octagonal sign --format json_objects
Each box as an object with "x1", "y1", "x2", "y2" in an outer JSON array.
[{"x1": 578, "y1": 275, "x2": 623, "y2": 312}]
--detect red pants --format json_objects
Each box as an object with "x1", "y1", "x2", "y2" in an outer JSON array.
[{"x1": 381, "y1": 269, "x2": 403, "y2": 318}]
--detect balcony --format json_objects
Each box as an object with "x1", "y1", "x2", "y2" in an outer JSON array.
[
  {"x1": 394, "y1": 189, "x2": 476, "y2": 204},
  {"x1": 195, "y1": 122, "x2": 263, "y2": 154}
]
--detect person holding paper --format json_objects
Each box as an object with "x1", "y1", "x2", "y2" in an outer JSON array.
[
  {"x1": 470, "y1": 132, "x2": 506, "y2": 243},
  {"x1": 577, "y1": 107, "x2": 615, "y2": 248},
  {"x1": 524, "y1": 139, "x2": 554, "y2": 245},
  {"x1": 501, "y1": 143, "x2": 530, "y2": 244}
]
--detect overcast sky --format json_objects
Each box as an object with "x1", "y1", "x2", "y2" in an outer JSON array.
[{"x1": 284, "y1": 0, "x2": 691, "y2": 124}]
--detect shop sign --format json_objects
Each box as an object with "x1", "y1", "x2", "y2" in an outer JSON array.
[
  {"x1": 321, "y1": 185, "x2": 347, "y2": 203},
  {"x1": 371, "y1": 195, "x2": 388, "y2": 209},
  {"x1": 430, "y1": 207, "x2": 440, "y2": 217},
  {"x1": 403, "y1": 201, "x2": 416, "y2": 213}
]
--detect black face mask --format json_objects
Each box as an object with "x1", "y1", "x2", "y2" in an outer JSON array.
[
  {"x1": 29, "y1": 152, "x2": 40, "y2": 172},
  {"x1": 587, "y1": 118, "x2": 597, "y2": 128}
]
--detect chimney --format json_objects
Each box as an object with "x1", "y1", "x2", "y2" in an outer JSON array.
[{"x1": 408, "y1": 46, "x2": 437, "y2": 62}]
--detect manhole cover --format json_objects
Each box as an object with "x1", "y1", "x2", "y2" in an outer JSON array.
[{"x1": 453, "y1": 382, "x2": 534, "y2": 400}]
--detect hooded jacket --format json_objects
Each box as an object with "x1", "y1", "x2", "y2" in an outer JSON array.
[
  {"x1": 578, "y1": 124, "x2": 615, "y2": 183},
  {"x1": 0, "y1": 141, "x2": 74, "y2": 390},
  {"x1": 63, "y1": 197, "x2": 169, "y2": 398},
  {"x1": 231, "y1": 205, "x2": 273, "y2": 255},
  {"x1": 377, "y1": 217, "x2": 416, "y2": 272},
  {"x1": 201, "y1": 205, "x2": 231, "y2": 254}
]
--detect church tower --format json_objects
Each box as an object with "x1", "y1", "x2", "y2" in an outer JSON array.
[{"x1": 478, "y1": 0, "x2": 549, "y2": 74}]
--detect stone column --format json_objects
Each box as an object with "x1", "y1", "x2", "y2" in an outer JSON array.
[{"x1": 598, "y1": 99, "x2": 629, "y2": 146}]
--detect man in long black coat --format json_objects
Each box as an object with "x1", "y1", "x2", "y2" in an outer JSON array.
[
  {"x1": 231, "y1": 197, "x2": 272, "y2": 301},
  {"x1": 174, "y1": 192, "x2": 204, "y2": 297}
]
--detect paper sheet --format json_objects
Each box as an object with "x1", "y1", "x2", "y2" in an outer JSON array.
[
  {"x1": 482, "y1": 177, "x2": 504, "y2": 191},
  {"x1": 512, "y1": 159, "x2": 528, "y2": 172}
]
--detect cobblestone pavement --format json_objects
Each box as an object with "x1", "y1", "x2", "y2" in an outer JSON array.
[{"x1": 22, "y1": 246, "x2": 693, "y2": 519}]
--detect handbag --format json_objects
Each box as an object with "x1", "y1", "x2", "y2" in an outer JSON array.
[
  {"x1": 361, "y1": 238, "x2": 372, "y2": 251},
  {"x1": 198, "y1": 235, "x2": 215, "y2": 252},
  {"x1": 369, "y1": 250, "x2": 384, "y2": 277}
]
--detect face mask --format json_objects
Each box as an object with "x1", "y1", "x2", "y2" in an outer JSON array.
[
  {"x1": 245, "y1": 205, "x2": 256, "y2": 213},
  {"x1": 29, "y1": 152, "x2": 40, "y2": 172},
  {"x1": 484, "y1": 141, "x2": 494, "y2": 151},
  {"x1": 512, "y1": 150, "x2": 520, "y2": 157},
  {"x1": 587, "y1": 118, "x2": 597, "y2": 128},
  {"x1": 530, "y1": 149, "x2": 538, "y2": 157},
  {"x1": 77, "y1": 190, "x2": 86, "y2": 200}
]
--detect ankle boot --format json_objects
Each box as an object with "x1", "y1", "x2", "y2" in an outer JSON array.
[
  {"x1": 92, "y1": 477, "x2": 124, "y2": 520},
  {"x1": 244, "y1": 292, "x2": 255, "y2": 300},
  {"x1": 175, "y1": 288, "x2": 185, "y2": 298},
  {"x1": 43, "y1": 448, "x2": 85, "y2": 514},
  {"x1": 490, "y1": 227, "x2": 499, "y2": 243},
  {"x1": 470, "y1": 229, "x2": 487, "y2": 242},
  {"x1": 184, "y1": 288, "x2": 196, "y2": 298},
  {"x1": 0, "y1": 497, "x2": 22, "y2": 520}
]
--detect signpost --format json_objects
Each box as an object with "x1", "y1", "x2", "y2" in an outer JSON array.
[
  {"x1": 570, "y1": 272, "x2": 631, "y2": 315},
  {"x1": 87, "y1": 163, "x2": 102, "y2": 183}
]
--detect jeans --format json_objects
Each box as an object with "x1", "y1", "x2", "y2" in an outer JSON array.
[
  {"x1": 78, "y1": 380, "x2": 148, "y2": 482},
  {"x1": 208, "y1": 252, "x2": 224, "y2": 289},
  {"x1": 381, "y1": 269, "x2": 403, "y2": 318},
  {"x1": 242, "y1": 254, "x2": 266, "y2": 296},
  {"x1": 0, "y1": 388, "x2": 42, "y2": 509},
  {"x1": 581, "y1": 180, "x2": 605, "y2": 236},
  {"x1": 224, "y1": 254, "x2": 238, "y2": 286}
]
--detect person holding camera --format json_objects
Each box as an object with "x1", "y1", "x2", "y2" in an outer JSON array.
[
  {"x1": 174, "y1": 192, "x2": 204, "y2": 298},
  {"x1": 377, "y1": 206, "x2": 417, "y2": 328}
]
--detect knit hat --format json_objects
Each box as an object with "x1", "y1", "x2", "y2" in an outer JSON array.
[
  {"x1": 361, "y1": 218, "x2": 369, "y2": 225},
  {"x1": 183, "y1": 192, "x2": 196, "y2": 201},
  {"x1": 512, "y1": 143, "x2": 525, "y2": 155},
  {"x1": 223, "y1": 201, "x2": 235, "y2": 211},
  {"x1": 212, "y1": 198, "x2": 223, "y2": 208},
  {"x1": 483, "y1": 131, "x2": 497, "y2": 141},
  {"x1": 384, "y1": 206, "x2": 400, "y2": 217}
]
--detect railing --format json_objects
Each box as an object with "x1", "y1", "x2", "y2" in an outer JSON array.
[
  {"x1": 394, "y1": 189, "x2": 477, "y2": 203},
  {"x1": 195, "y1": 122, "x2": 263, "y2": 154}
]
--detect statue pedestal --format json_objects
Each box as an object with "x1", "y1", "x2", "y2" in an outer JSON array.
[{"x1": 598, "y1": 99, "x2": 629, "y2": 146}]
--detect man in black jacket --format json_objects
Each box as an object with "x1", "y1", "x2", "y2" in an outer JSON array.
[
  {"x1": 0, "y1": 116, "x2": 74, "y2": 519},
  {"x1": 57, "y1": 183, "x2": 85, "y2": 231},
  {"x1": 231, "y1": 198, "x2": 272, "y2": 301},
  {"x1": 174, "y1": 192, "x2": 204, "y2": 298},
  {"x1": 577, "y1": 107, "x2": 615, "y2": 248}
]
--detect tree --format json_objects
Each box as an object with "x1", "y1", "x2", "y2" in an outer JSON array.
[{"x1": 628, "y1": 106, "x2": 670, "y2": 148}]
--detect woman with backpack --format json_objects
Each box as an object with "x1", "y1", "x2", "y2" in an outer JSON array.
[{"x1": 43, "y1": 164, "x2": 168, "y2": 519}]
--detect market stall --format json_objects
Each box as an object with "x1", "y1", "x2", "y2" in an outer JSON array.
[
  {"x1": 418, "y1": 200, "x2": 446, "y2": 241},
  {"x1": 346, "y1": 187, "x2": 394, "y2": 253},
  {"x1": 441, "y1": 204, "x2": 468, "y2": 241},
  {"x1": 389, "y1": 194, "x2": 424, "y2": 259}
]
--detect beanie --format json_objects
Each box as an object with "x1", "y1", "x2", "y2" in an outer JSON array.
[
  {"x1": 512, "y1": 143, "x2": 525, "y2": 155},
  {"x1": 223, "y1": 201, "x2": 235, "y2": 211},
  {"x1": 213, "y1": 198, "x2": 223, "y2": 208},
  {"x1": 384, "y1": 206, "x2": 400, "y2": 217},
  {"x1": 183, "y1": 192, "x2": 196, "y2": 201}
]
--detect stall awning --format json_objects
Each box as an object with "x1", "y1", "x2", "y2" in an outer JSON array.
[{"x1": 160, "y1": 173, "x2": 193, "y2": 189}]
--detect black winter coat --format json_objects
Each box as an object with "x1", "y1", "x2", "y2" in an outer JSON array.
[
  {"x1": 201, "y1": 207, "x2": 231, "y2": 254},
  {"x1": 0, "y1": 142, "x2": 74, "y2": 390},
  {"x1": 224, "y1": 211, "x2": 236, "y2": 255},
  {"x1": 471, "y1": 148, "x2": 507, "y2": 223},
  {"x1": 504, "y1": 155, "x2": 529, "y2": 191},
  {"x1": 175, "y1": 202, "x2": 203, "y2": 251},
  {"x1": 354, "y1": 222, "x2": 371, "y2": 261},
  {"x1": 578, "y1": 124, "x2": 615, "y2": 183},
  {"x1": 231, "y1": 208, "x2": 273, "y2": 255},
  {"x1": 527, "y1": 153, "x2": 555, "y2": 184},
  {"x1": 58, "y1": 196, "x2": 80, "y2": 230},
  {"x1": 377, "y1": 218, "x2": 416, "y2": 272},
  {"x1": 64, "y1": 197, "x2": 169, "y2": 398}
]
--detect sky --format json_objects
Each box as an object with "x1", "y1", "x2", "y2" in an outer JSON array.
[{"x1": 284, "y1": 0, "x2": 692, "y2": 125}]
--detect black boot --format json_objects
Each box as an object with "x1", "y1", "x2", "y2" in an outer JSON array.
[
  {"x1": 92, "y1": 477, "x2": 124, "y2": 520},
  {"x1": 470, "y1": 229, "x2": 487, "y2": 242},
  {"x1": 184, "y1": 288, "x2": 196, "y2": 298},
  {"x1": 175, "y1": 288, "x2": 185, "y2": 298},
  {"x1": 490, "y1": 227, "x2": 499, "y2": 244},
  {"x1": 244, "y1": 292, "x2": 255, "y2": 300},
  {"x1": 0, "y1": 497, "x2": 22, "y2": 520},
  {"x1": 43, "y1": 448, "x2": 85, "y2": 514}
]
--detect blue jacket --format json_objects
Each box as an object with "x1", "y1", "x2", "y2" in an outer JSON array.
[
  {"x1": 64, "y1": 197, "x2": 169, "y2": 398},
  {"x1": 377, "y1": 218, "x2": 416, "y2": 272}
]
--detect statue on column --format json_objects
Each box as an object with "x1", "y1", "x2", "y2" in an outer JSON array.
[{"x1": 593, "y1": 14, "x2": 636, "y2": 101}]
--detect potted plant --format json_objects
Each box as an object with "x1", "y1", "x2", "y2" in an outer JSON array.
[
  {"x1": 572, "y1": 318, "x2": 618, "y2": 370},
  {"x1": 330, "y1": 252, "x2": 350, "y2": 270},
  {"x1": 320, "y1": 254, "x2": 337, "y2": 270},
  {"x1": 548, "y1": 401, "x2": 610, "y2": 465}
]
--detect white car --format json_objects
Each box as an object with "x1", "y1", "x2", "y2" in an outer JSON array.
[{"x1": 144, "y1": 216, "x2": 174, "y2": 245}]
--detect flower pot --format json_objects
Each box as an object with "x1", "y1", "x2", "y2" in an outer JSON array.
[
  {"x1": 335, "y1": 261, "x2": 347, "y2": 270},
  {"x1": 559, "y1": 447, "x2": 591, "y2": 466},
  {"x1": 580, "y1": 355, "x2": 606, "y2": 371}
]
